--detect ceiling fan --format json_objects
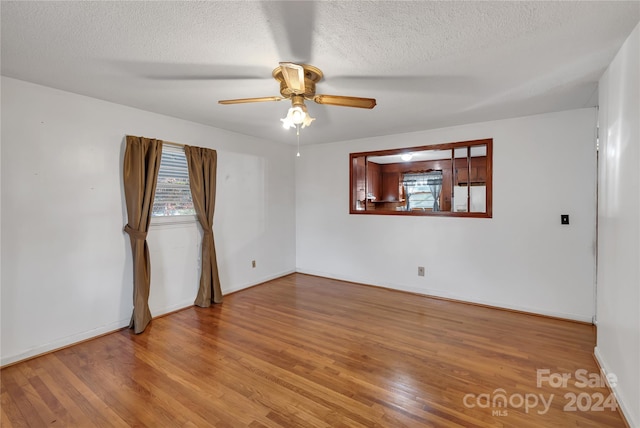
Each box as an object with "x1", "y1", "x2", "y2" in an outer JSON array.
[{"x1": 218, "y1": 62, "x2": 377, "y2": 129}]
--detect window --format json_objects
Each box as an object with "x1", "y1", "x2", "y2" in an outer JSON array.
[
  {"x1": 350, "y1": 138, "x2": 492, "y2": 217},
  {"x1": 403, "y1": 171, "x2": 443, "y2": 211},
  {"x1": 152, "y1": 145, "x2": 196, "y2": 218}
]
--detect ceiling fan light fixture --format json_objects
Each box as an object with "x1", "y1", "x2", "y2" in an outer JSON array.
[
  {"x1": 290, "y1": 106, "x2": 305, "y2": 124},
  {"x1": 219, "y1": 63, "x2": 374, "y2": 132},
  {"x1": 281, "y1": 104, "x2": 315, "y2": 129},
  {"x1": 281, "y1": 117, "x2": 294, "y2": 129},
  {"x1": 301, "y1": 112, "x2": 315, "y2": 128}
]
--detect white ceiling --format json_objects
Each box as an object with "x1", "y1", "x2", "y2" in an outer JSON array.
[{"x1": 1, "y1": 1, "x2": 638, "y2": 145}]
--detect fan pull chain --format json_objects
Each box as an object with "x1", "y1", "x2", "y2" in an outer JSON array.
[{"x1": 296, "y1": 124, "x2": 301, "y2": 157}]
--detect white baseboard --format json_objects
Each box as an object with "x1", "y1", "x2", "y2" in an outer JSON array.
[
  {"x1": 222, "y1": 269, "x2": 296, "y2": 295},
  {"x1": 151, "y1": 299, "x2": 196, "y2": 317},
  {"x1": 594, "y1": 347, "x2": 637, "y2": 428},
  {"x1": 295, "y1": 268, "x2": 593, "y2": 323},
  {"x1": 1, "y1": 270, "x2": 296, "y2": 367},
  {"x1": 2, "y1": 268, "x2": 590, "y2": 367},
  {"x1": 1, "y1": 317, "x2": 131, "y2": 367},
  {"x1": 2, "y1": 301, "x2": 198, "y2": 367}
]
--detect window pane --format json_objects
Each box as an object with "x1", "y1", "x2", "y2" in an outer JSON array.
[
  {"x1": 453, "y1": 147, "x2": 468, "y2": 212},
  {"x1": 152, "y1": 146, "x2": 196, "y2": 217},
  {"x1": 470, "y1": 144, "x2": 487, "y2": 213},
  {"x1": 403, "y1": 171, "x2": 443, "y2": 211},
  {"x1": 352, "y1": 156, "x2": 366, "y2": 211}
]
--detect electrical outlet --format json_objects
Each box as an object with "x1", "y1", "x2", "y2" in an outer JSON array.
[
  {"x1": 251, "y1": 260, "x2": 256, "y2": 268},
  {"x1": 418, "y1": 266, "x2": 425, "y2": 277}
]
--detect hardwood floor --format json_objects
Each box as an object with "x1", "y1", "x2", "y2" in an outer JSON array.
[{"x1": 1, "y1": 273, "x2": 626, "y2": 427}]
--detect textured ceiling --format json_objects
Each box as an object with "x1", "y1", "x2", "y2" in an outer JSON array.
[{"x1": 1, "y1": 1, "x2": 639, "y2": 145}]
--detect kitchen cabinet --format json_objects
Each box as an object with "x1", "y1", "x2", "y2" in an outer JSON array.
[
  {"x1": 455, "y1": 158, "x2": 486, "y2": 185},
  {"x1": 366, "y1": 161, "x2": 381, "y2": 200},
  {"x1": 381, "y1": 172, "x2": 400, "y2": 201}
]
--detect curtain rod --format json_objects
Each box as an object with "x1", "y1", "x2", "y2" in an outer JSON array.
[
  {"x1": 163, "y1": 140, "x2": 186, "y2": 148},
  {"x1": 126, "y1": 135, "x2": 186, "y2": 148}
]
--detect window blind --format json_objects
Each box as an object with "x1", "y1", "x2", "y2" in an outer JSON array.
[{"x1": 152, "y1": 145, "x2": 196, "y2": 217}]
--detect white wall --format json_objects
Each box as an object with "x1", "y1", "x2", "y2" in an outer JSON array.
[
  {"x1": 595, "y1": 23, "x2": 640, "y2": 428},
  {"x1": 296, "y1": 108, "x2": 597, "y2": 322},
  {"x1": 0, "y1": 77, "x2": 296, "y2": 365}
]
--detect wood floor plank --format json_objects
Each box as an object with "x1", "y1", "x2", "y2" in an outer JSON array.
[
  {"x1": 0, "y1": 369, "x2": 49, "y2": 427},
  {"x1": 36, "y1": 354, "x2": 129, "y2": 428},
  {"x1": 1, "y1": 273, "x2": 627, "y2": 427},
  {"x1": 1, "y1": 391, "x2": 30, "y2": 428}
]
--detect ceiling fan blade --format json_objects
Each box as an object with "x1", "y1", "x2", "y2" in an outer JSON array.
[
  {"x1": 313, "y1": 95, "x2": 377, "y2": 109},
  {"x1": 218, "y1": 96, "x2": 284, "y2": 105},
  {"x1": 110, "y1": 61, "x2": 272, "y2": 81},
  {"x1": 262, "y1": 1, "x2": 316, "y2": 62},
  {"x1": 148, "y1": 74, "x2": 266, "y2": 81},
  {"x1": 330, "y1": 75, "x2": 476, "y2": 93},
  {"x1": 279, "y1": 62, "x2": 306, "y2": 93}
]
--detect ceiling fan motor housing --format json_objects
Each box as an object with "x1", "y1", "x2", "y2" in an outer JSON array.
[
  {"x1": 273, "y1": 64, "x2": 323, "y2": 99},
  {"x1": 218, "y1": 63, "x2": 376, "y2": 110}
]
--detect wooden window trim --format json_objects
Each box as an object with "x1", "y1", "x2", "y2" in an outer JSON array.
[{"x1": 349, "y1": 138, "x2": 493, "y2": 218}]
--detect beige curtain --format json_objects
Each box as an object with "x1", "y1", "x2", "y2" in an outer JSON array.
[
  {"x1": 123, "y1": 136, "x2": 163, "y2": 333},
  {"x1": 184, "y1": 146, "x2": 223, "y2": 306}
]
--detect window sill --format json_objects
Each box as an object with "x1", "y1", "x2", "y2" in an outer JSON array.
[{"x1": 150, "y1": 215, "x2": 198, "y2": 227}]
